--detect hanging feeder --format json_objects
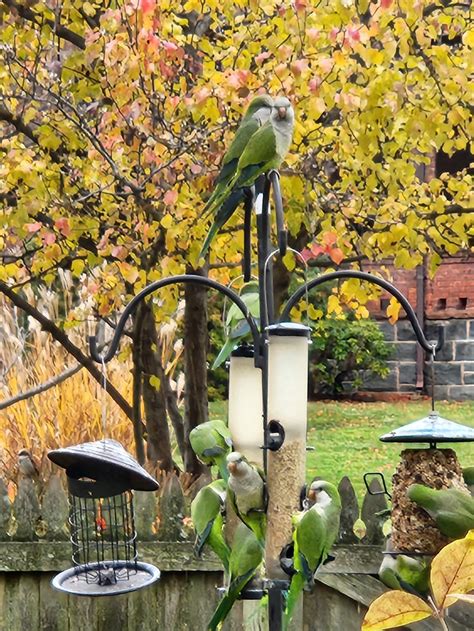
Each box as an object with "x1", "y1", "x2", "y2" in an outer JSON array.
[
  {"x1": 377, "y1": 411, "x2": 474, "y2": 554},
  {"x1": 48, "y1": 439, "x2": 160, "y2": 596}
]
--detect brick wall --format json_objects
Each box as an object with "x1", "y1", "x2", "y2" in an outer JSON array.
[{"x1": 360, "y1": 254, "x2": 474, "y2": 400}]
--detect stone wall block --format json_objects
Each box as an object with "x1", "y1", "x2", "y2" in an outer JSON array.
[
  {"x1": 425, "y1": 363, "x2": 462, "y2": 386},
  {"x1": 454, "y1": 341, "x2": 474, "y2": 361}
]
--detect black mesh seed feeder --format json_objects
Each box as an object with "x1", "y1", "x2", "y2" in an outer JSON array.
[{"x1": 48, "y1": 439, "x2": 160, "y2": 596}]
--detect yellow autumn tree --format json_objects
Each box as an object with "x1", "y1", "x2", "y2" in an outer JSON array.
[{"x1": 0, "y1": 0, "x2": 472, "y2": 468}]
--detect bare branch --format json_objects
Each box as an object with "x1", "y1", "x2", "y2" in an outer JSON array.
[{"x1": 0, "y1": 362, "x2": 82, "y2": 410}]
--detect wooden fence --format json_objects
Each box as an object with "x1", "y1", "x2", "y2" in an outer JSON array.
[{"x1": 0, "y1": 473, "x2": 472, "y2": 630}]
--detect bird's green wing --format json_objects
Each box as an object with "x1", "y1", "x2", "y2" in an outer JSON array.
[
  {"x1": 232, "y1": 122, "x2": 278, "y2": 189},
  {"x1": 191, "y1": 485, "x2": 224, "y2": 554},
  {"x1": 408, "y1": 484, "x2": 474, "y2": 539}
]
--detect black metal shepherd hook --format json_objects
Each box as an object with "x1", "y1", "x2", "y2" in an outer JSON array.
[{"x1": 86, "y1": 169, "x2": 446, "y2": 631}]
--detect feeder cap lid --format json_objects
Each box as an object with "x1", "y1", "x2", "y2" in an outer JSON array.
[
  {"x1": 230, "y1": 343, "x2": 254, "y2": 358},
  {"x1": 266, "y1": 322, "x2": 311, "y2": 337},
  {"x1": 48, "y1": 439, "x2": 159, "y2": 491},
  {"x1": 379, "y1": 411, "x2": 474, "y2": 444}
]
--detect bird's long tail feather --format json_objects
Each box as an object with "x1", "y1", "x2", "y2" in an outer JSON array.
[
  {"x1": 208, "y1": 571, "x2": 254, "y2": 631},
  {"x1": 283, "y1": 572, "x2": 305, "y2": 631}
]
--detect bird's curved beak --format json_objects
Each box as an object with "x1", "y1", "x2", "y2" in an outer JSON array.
[
  {"x1": 307, "y1": 489, "x2": 317, "y2": 502},
  {"x1": 228, "y1": 462, "x2": 237, "y2": 474},
  {"x1": 277, "y1": 106, "x2": 287, "y2": 119}
]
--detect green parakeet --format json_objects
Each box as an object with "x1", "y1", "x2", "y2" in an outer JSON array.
[
  {"x1": 199, "y1": 94, "x2": 274, "y2": 258},
  {"x1": 191, "y1": 479, "x2": 230, "y2": 573},
  {"x1": 378, "y1": 539, "x2": 430, "y2": 596},
  {"x1": 407, "y1": 483, "x2": 474, "y2": 539},
  {"x1": 200, "y1": 96, "x2": 294, "y2": 258},
  {"x1": 212, "y1": 282, "x2": 260, "y2": 369},
  {"x1": 189, "y1": 420, "x2": 233, "y2": 481},
  {"x1": 208, "y1": 523, "x2": 263, "y2": 631},
  {"x1": 284, "y1": 480, "x2": 341, "y2": 630},
  {"x1": 227, "y1": 451, "x2": 266, "y2": 545},
  {"x1": 463, "y1": 466, "x2": 474, "y2": 494}
]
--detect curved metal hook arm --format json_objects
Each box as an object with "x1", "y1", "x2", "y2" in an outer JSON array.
[
  {"x1": 281, "y1": 269, "x2": 444, "y2": 354},
  {"x1": 89, "y1": 274, "x2": 262, "y2": 364}
]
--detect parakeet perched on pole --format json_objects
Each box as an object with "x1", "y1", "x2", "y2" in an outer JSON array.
[
  {"x1": 189, "y1": 420, "x2": 233, "y2": 481},
  {"x1": 191, "y1": 479, "x2": 230, "y2": 573},
  {"x1": 227, "y1": 451, "x2": 266, "y2": 544},
  {"x1": 407, "y1": 483, "x2": 474, "y2": 539},
  {"x1": 199, "y1": 94, "x2": 274, "y2": 258},
  {"x1": 212, "y1": 282, "x2": 260, "y2": 369},
  {"x1": 208, "y1": 523, "x2": 263, "y2": 631},
  {"x1": 200, "y1": 95, "x2": 294, "y2": 258},
  {"x1": 378, "y1": 539, "x2": 430, "y2": 596},
  {"x1": 284, "y1": 480, "x2": 341, "y2": 630}
]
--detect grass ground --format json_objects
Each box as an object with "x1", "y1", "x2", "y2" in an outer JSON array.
[{"x1": 210, "y1": 399, "x2": 474, "y2": 501}]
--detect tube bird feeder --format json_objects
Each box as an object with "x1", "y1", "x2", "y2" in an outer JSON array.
[
  {"x1": 228, "y1": 345, "x2": 264, "y2": 467},
  {"x1": 265, "y1": 322, "x2": 310, "y2": 578}
]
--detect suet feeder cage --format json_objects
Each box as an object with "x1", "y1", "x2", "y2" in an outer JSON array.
[
  {"x1": 378, "y1": 410, "x2": 474, "y2": 555},
  {"x1": 48, "y1": 439, "x2": 161, "y2": 596}
]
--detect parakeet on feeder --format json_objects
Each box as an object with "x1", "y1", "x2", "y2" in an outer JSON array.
[
  {"x1": 378, "y1": 539, "x2": 430, "y2": 596},
  {"x1": 212, "y1": 282, "x2": 260, "y2": 369},
  {"x1": 200, "y1": 96, "x2": 294, "y2": 258},
  {"x1": 284, "y1": 480, "x2": 341, "y2": 630},
  {"x1": 189, "y1": 420, "x2": 233, "y2": 481},
  {"x1": 208, "y1": 523, "x2": 263, "y2": 631},
  {"x1": 407, "y1": 483, "x2": 474, "y2": 540},
  {"x1": 199, "y1": 94, "x2": 274, "y2": 258},
  {"x1": 191, "y1": 479, "x2": 230, "y2": 573},
  {"x1": 227, "y1": 451, "x2": 266, "y2": 544}
]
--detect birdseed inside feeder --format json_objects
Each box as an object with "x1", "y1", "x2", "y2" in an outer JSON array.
[
  {"x1": 380, "y1": 411, "x2": 474, "y2": 555},
  {"x1": 48, "y1": 439, "x2": 160, "y2": 596}
]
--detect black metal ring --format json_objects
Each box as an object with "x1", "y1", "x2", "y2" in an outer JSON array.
[{"x1": 281, "y1": 270, "x2": 443, "y2": 354}]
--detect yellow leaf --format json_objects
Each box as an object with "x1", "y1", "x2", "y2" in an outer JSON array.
[
  {"x1": 362, "y1": 592, "x2": 432, "y2": 630},
  {"x1": 447, "y1": 593, "x2": 474, "y2": 604},
  {"x1": 386, "y1": 297, "x2": 400, "y2": 324},
  {"x1": 327, "y1": 294, "x2": 342, "y2": 316},
  {"x1": 431, "y1": 533, "x2": 474, "y2": 610}
]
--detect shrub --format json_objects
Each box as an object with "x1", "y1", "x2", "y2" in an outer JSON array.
[{"x1": 309, "y1": 318, "x2": 391, "y2": 397}]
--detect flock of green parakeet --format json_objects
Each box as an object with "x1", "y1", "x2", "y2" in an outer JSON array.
[
  {"x1": 189, "y1": 419, "x2": 342, "y2": 630},
  {"x1": 189, "y1": 419, "x2": 474, "y2": 629},
  {"x1": 193, "y1": 95, "x2": 474, "y2": 628}
]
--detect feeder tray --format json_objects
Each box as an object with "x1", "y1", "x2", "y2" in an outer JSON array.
[{"x1": 52, "y1": 560, "x2": 161, "y2": 597}]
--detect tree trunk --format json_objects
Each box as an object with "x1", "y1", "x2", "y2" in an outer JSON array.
[
  {"x1": 137, "y1": 301, "x2": 174, "y2": 471},
  {"x1": 183, "y1": 266, "x2": 209, "y2": 475}
]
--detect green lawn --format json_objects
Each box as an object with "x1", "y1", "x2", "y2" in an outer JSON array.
[{"x1": 209, "y1": 399, "x2": 474, "y2": 501}]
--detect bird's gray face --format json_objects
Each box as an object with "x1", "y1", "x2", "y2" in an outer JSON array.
[
  {"x1": 307, "y1": 481, "x2": 326, "y2": 503},
  {"x1": 227, "y1": 452, "x2": 244, "y2": 475},
  {"x1": 273, "y1": 97, "x2": 293, "y2": 121}
]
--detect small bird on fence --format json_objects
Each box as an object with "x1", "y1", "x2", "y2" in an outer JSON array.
[
  {"x1": 191, "y1": 479, "x2": 230, "y2": 573},
  {"x1": 407, "y1": 483, "x2": 474, "y2": 539},
  {"x1": 207, "y1": 523, "x2": 263, "y2": 631},
  {"x1": 17, "y1": 449, "x2": 40, "y2": 480},
  {"x1": 199, "y1": 95, "x2": 294, "y2": 258},
  {"x1": 189, "y1": 419, "x2": 233, "y2": 481},
  {"x1": 227, "y1": 451, "x2": 266, "y2": 545},
  {"x1": 284, "y1": 480, "x2": 341, "y2": 630}
]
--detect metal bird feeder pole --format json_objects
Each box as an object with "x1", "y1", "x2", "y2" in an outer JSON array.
[{"x1": 86, "y1": 170, "x2": 448, "y2": 630}]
